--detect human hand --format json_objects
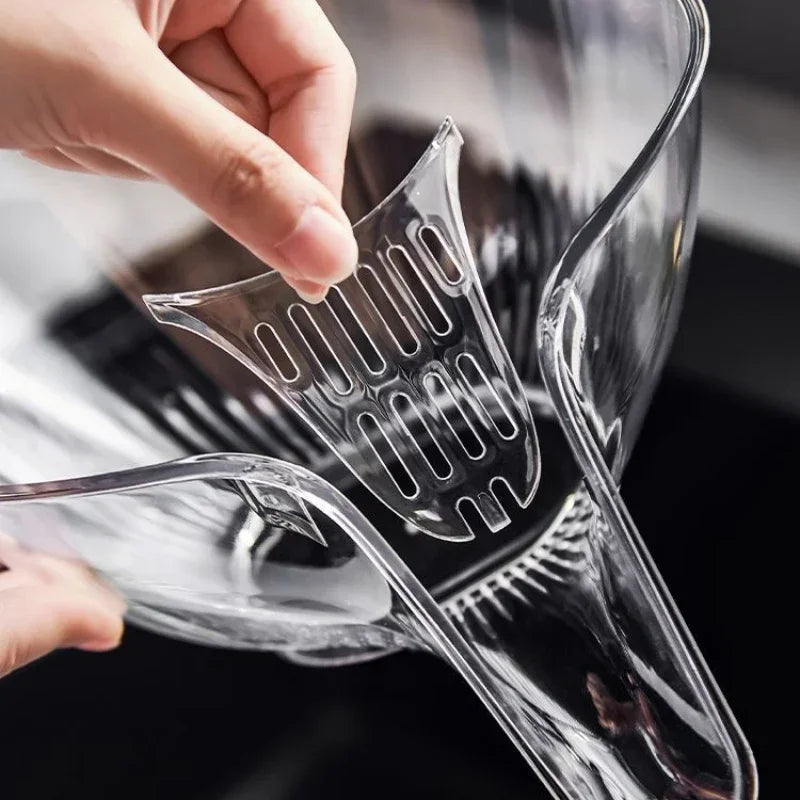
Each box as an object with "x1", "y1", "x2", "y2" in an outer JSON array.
[
  {"x1": 0, "y1": 0, "x2": 358, "y2": 303},
  {"x1": 0, "y1": 534, "x2": 125, "y2": 679}
]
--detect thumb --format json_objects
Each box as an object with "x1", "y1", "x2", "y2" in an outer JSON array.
[
  {"x1": 87, "y1": 44, "x2": 358, "y2": 287},
  {"x1": 0, "y1": 584, "x2": 124, "y2": 678},
  {"x1": 0, "y1": 534, "x2": 125, "y2": 678}
]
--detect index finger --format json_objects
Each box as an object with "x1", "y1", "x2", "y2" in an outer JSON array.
[{"x1": 224, "y1": 0, "x2": 356, "y2": 199}]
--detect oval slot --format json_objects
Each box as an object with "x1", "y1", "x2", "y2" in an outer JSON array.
[
  {"x1": 287, "y1": 304, "x2": 352, "y2": 395},
  {"x1": 325, "y1": 286, "x2": 386, "y2": 375},
  {"x1": 357, "y1": 412, "x2": 418, "y2": 499},
  {"x1": 456, "y1": 353, "x2": 518, "y2": 440},
  {"x1": 419, "y1": 224, "x2": 465, "y2": 285},
  {"x1": 455, "y1": 497, "x2": 483, "y2": 538},
  {"x1": 423, "y1": 373, "x2": 486, "y2": 460},
  {"x1": 391, "y1": 392, "x2": 453, "y2": 480},
  {"x1": 254, "y1": 322, "x2": 301, "y2": 383},
  {"x1": 385, "y1": 245, "x2": 452, "y2": 336},
  {"x1": 356, "y1": 265, "x2": 419, "y2": 357},
  {"x1": 490, "y1": 476, "x2": 522, "y2": 512}
]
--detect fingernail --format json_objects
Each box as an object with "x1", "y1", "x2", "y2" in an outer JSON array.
[
  {"x1": 284, "y1": 277, "x2": 329, "y2": 305},
  {"x1": 296, "y1": 287, "x2": 328, "y2": 304},
  {"x1": 275, "y1": 205, "x2": 358, "y2": 284}
]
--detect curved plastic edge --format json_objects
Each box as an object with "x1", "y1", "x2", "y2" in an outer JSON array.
[
  {"x1": 535, "y1": 1, "x2": 758, "y2": 795},
  {"x1": 0, "y1": 452, "x2": 634, "y2": 797},
  {"x1": 538, "y1": 0, "x2": 709, "y2": 327},
  {"x1": 141, "y1": 118, "x2": 462, "y2": 312},
  {"x1": 141, "y1": 118, "x2": 539, "y2": 540}
]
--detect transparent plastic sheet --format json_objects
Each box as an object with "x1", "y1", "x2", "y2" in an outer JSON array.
[
  {"x1": 1, "y1": 451, "x2": 754, "y2": 799},
  {"x1": 145, "y1": 121, "x2": 540, "y2": 543}
]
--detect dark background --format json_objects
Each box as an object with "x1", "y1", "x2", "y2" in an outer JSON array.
[{"x1": 704, "y1": 0, "x2": 800, "y2": 98}]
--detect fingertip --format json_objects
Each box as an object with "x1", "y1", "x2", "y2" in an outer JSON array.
[
  {"x1": 275, "y1": 205, "x2": 357, "y2": 285},
  {"x1": 76, "y1": 624, "x2": 125, "y2": 653},
  {"x1": 283, "y1": 276, "x2": 329, "y2": 304},
  {"x1": 55, "y1": 584, "x2": 126, "y2": 652},
  {"x1": 296, "y1": 290, "x2": 328, "y2": 305}
]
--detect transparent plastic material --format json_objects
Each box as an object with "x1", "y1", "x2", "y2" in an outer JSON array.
[
  {"x1": 1, "y1": 453, "x2": 753, "y2": 799},
  {"x1": 0, "y1": 458, "x2": 404, "y2": 652},
  {"x1": 0, "y1": 0, "x2": 758, "y2": 797},
  {"x1": 144, "y1": 120, "x2": 540, "y2": 542}
]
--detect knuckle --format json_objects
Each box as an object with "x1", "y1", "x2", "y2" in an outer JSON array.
[
  {"x1": 336, "y1": 47, "x2": 358, "y2": 95},
  {"x1": 343, "y1": 49, "x2": 358, "y2": 88},
  {"x1": 210, "y1": 142, "x2": 281, "y2": 216}
]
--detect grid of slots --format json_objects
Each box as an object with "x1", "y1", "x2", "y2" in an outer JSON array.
[
  {"x1": 252, "y1": 223, "x2": 522, "y2": 525},
  {"x1": 254, "y1": 222, "x2": 467, "y2": 387}
]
